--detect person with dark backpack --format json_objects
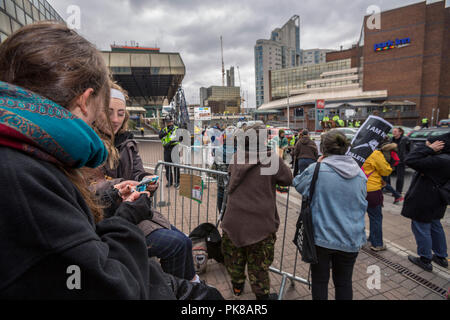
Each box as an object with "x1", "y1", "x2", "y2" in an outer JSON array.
[
  {"x1": 293, "y1": 130, "x2": 368, "y2": 300},
  {"x1": 401, "y1": 133, "x2": 450, "y2": 272}
]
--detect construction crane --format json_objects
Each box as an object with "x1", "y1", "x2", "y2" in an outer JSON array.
[
  {"x1": 237, "y1": 66, "x2": 245, "y2": 110},
  {"x1": 220, "y1": 36, "x2": 225, "y2": 87}
]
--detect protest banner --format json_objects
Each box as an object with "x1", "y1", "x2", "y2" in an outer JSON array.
[{"x1": 346, "y1": 116, "x2": 393, "y2": 167}]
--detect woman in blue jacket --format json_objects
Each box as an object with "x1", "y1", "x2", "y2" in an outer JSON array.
[{"x1": 294, "y1": 130, "x2": 368, "y2": 300}]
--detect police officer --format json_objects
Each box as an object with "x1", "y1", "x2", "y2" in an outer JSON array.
[
  {"x1": 332, "y1": 114, "x2": 340, "y2": 123},
  {"x1": 332, "y1": 113, "x2": 340, "y2": 128},
  {"x1": 159, "y1": 116, "x2": 181, "y2": 188},
  {"x1": 421, "y1": 117, "x2": 429, "y2": 129},
  {"x1": 322, "y1": 115, "x2": 330, "y2": 130}
]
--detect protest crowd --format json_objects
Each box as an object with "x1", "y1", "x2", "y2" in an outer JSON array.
[{"x1": 0, "y1": 22, "x2": 448, "y2": 301}]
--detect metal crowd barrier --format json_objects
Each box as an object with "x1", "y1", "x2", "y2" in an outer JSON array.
[
  {"x1": 136, "y1": 139, "x2": 220, "y2": 170},
  {"x1": 149, "y1": 161, "x2": 310, "y2": 300}
]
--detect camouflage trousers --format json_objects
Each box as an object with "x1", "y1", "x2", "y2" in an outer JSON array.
[{"x1": 222, "y1": 232, "x2": 276, "y2": 297}]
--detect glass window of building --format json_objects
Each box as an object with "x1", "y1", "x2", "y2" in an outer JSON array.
[
  {"x1": 0, "y1": 31, "x2": 8, "y2": 42},
  {"x1": 25, "y1": 13, "x2": 32, "y2": 24},
  {"x1": 13, "y1": 0, "x2": 22, "y2": 8},
  {"x1": 31, "y1": 3, "x2": 38, "y2": 19},
  {"x1": 23, "y1": 0, "x2": 31, "y2": 15},
  {"x1": 16, "y1": 6, "x2": 26, "y2": 25},
  {"x1": 0, "y1": 11, "x2": 12, "y2": 34},
  {"x1": 5, "y1": 0, "x2": 16, "y2": 19},
  {"x1": 11, "y1": 18, "x2": 21, "y2": 32}
]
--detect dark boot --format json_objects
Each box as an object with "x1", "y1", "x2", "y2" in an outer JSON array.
[
  {"x1": 232, "y1": 282, "x2": 244, "y2": 297},
  {"x1": 432, "y1": 255, "x2": 449, "y2": 268},
  {"x1": 256, "y1": 293, "x2": 278, "y2": 300},
  {"x1": 408, "y1": 255, "x2": 433, "y2": 272}
]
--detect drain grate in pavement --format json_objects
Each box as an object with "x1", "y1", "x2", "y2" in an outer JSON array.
[{"x1": 362, "y1": 248, "x2": 449, "y2": 299}]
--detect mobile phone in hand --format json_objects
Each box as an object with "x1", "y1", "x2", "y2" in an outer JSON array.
[{"x1": 135, "y1": 176, "x2": 159, "y2": 192}]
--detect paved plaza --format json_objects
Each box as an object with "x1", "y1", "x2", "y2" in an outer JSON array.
[{"x1": 139, "y1": 141, "x2": 450, "y2": 300}]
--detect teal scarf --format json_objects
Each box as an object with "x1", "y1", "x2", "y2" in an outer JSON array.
[{"x1": 0, "y1": 81, "x2": 108, "y2": 168}]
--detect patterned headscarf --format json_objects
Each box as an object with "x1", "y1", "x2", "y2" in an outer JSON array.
[{"x1": 0, "y1": 81, "x2": 108, "y2": 168}]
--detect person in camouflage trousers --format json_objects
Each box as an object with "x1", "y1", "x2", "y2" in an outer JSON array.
[
  {"x1": 220, "y1": 124, "x2": 293, "y2": 300},
  {"x1": 222, "y1": 232, "x2": 276, "y2": 298}
]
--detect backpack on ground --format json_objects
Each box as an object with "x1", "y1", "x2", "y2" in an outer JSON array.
[{"x1": 189, "y1": 223, "x2": 225, "y2": 274}]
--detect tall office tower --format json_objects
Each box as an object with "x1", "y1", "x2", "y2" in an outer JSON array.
[
  {"x1": 226, "y1": 67, "x2": 235, "y2": 87},
  {"x1": 254, "y1": 15, "x2": 300, "y2": 108}
]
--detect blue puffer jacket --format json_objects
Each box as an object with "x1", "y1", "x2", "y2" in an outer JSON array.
[{"x1": 293, "y1": 155, "x2": 368, "y2": 253}]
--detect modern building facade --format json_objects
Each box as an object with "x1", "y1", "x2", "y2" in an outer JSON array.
[
  {"x1": 270, "y1": 59, "x2": 353, "y2": 100},
  {"x1": 254, "y1": 15, "x2": 301, "y2": 108},
  {"x1": 101, "y1": 45, "x2": 185, "y2": 117},
  {"x1": 0, "y1": 0, "x2": 64, "y2": 42},
  {"x1": 226, "y1": 67, "x2": 235, "y2": 87},
  {"x1": 259, "y1": 1, "x2": 450, "y2": 129},
  {"x1": 199, "y1": 85, "x2": 241, "y2": 114},
  {"x1": 300, "y1": 48, "x2": 333, "y2": 65}
]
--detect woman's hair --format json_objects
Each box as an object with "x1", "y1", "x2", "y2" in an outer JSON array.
[
  {"x1": 396, "y1": 127, "x2": 405, "y2": 136},
  {"x1": 0, "y1": 22, "x2": 111, "y2": 222},
  {"x1": 0, "y1": 22, "x2": 110, "y2": 111},
  {"x1": 94, "y1": 81, "x2": 130, "y2": 172},
  {"x1": 321, "y1": 130, "x2": 351, "y2": 156}
]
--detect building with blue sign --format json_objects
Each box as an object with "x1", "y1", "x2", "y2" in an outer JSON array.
[{"x1": 258, "y1": 1, "x2": 449, "y2": 130}]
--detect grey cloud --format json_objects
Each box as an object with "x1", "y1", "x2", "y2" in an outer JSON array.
[{"x1": 48, "y1": 0, "x2": 432, "y2": 107}]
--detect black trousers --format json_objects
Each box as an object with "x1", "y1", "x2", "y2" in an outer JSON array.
[
  {"x1": 164, "y1": 147, "x2": 180, "y2": 186},
  {"x1": 311, "y1": 246, "x2": 358, "y2": 300},
  {"x1": 395, "y1": 163, "x2": 406, "y2": 194}
]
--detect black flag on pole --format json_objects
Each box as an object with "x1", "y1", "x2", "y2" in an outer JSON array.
[{"x1": 346, "y1": 116, "x2": 393, "y2": 167}]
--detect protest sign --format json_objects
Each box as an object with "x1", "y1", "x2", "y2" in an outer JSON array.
[
  {"x1": 346, "y1": 116, "x2": 393, "y2": 167},
  {"x1": 179, "y1": 174, "x2": 204, "y2": 203}
]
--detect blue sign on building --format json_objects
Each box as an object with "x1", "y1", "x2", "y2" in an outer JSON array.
[{"x1": 374, "y1": 37, "x2": 411, "y2": 52}]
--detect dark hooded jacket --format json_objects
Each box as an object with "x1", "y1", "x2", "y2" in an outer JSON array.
[
  {"x1": 221, "y1": 151, "x2": 293, "y2": 248},
  {"x1": 293, "y1": 136, "x2": 319, "y2": 161},
  {"x1": 401, "y1": 133, "x2": 450, "y2": 223},
  {"x1": 0, "y1": 147, "x2": 167, "y2": 299},
  {"x1": 392, "y1": 134, "x2": 411, "y2": 163}
]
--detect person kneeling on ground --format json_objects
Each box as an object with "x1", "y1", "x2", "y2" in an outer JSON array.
[{"x1": 221, "y1": 124, "x2": 293, "y2": 300}]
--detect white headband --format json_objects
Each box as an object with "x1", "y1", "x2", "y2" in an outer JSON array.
[{"x1": 111, "y1": 88, "x2": 126, "y2": 103}]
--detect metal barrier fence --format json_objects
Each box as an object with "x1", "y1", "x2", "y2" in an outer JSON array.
[
  {"x1": 150, "y1": 161, "x2": 310, "y2": 300},
  {"x1": 136, "y1": 139, "x2": 220, "y2": 170}
]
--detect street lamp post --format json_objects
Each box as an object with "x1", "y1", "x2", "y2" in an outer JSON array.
[{"x1": 286, "y1": 77, "x2": 290, "y2": 129}]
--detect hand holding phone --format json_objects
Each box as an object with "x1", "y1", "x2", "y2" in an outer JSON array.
[{"x1": 135, "y1": 176, "x2": 159, "y2": 193}]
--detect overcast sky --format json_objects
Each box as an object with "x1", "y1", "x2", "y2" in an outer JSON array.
[{"x1": 48, "y1": 0, "x2": 448, "y2": 108}]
